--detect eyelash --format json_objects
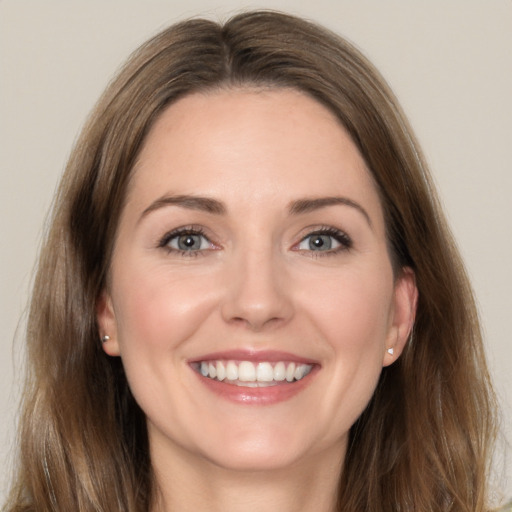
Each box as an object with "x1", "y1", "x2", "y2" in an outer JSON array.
[
  {"x1": 157, "y1": 225, "x2": 353, "y2": 257},
  {"x1": 157, "y1": 226, "x2": 213, "y2": 257},
  {"x1": 295, "y1": 226, "x2": 353, "y2": 256}
]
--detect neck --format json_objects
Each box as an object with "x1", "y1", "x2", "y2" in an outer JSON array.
[{"x1": 150, "y1": 441, "x2": 344, "y2": 512}]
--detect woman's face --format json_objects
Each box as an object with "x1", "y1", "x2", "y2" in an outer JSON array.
[{"x1": 98, "y1": 88, "x2": 416, "y2": 473}]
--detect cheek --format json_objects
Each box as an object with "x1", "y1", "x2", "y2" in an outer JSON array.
[
  {"x1": 109, "y1": 263, "x2": 224, "y2": 436},
  {"x1": 112, "y1": 263, "x2": 221, "y2": 358},
  {"x1": 298, "y1": 265, "x2": 394, "y2": 352},
  {"x1": 294, "y1": 265, "x2": 394, "y2": 426}
]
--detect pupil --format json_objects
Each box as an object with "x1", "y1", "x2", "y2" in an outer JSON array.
[
  {"x1": 179, "y1": 235, "x2": 199, "y2": 250},
  {"x1": 310, "y1": 235, "x2": 331, "y2": 250}
]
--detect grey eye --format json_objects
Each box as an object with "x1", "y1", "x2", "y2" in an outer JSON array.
[
  {"x1": 299, "y1": 234, "x2": 340, "y2": 251},
  {"x1": 310, "y1": 234, "x2": 332, "y2": 250},
  {"x1": 169, "y1": 233, "x2": 209, "y2": 251}
]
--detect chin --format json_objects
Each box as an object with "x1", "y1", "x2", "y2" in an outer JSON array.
[
  {"x1": 194, "y1": 422, "x2": 341, "y2": 473},
  {"x1": 203, "y1": 443, "x2": 306, "y2": 473}
]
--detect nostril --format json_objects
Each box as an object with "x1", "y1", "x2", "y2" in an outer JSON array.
[{"x1": 229, "y1": 314, "x2": 283, "y2": 331}]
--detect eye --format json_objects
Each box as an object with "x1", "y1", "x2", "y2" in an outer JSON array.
[
  {"x1": 159, "y1": 227, "x2": 213, "y2": 254},
  {"x1": 170, "y1": 233, "x2": 209, "y2": 251},
  {"x1": 298, "y1": 234, "x2": 340, "y2": 251},
  {"x1": 296, "y1": 228, "x2": 352, "y2": 253}
]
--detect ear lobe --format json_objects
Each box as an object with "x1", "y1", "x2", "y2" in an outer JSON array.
[
  {"x1": 383, "y1": 267, "x2": 418, "y2": 367},
  {"x1": 96, "y1": 291, "x2": 121, "y2": 357}
]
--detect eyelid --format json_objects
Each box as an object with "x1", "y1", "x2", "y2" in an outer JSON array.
[
  {"x1": 156, "y1": 224, "x2": 352, "y2": 256},
  {"x1": 157, "y1": 225, "x2": 218, "y2": 254},
  {"x1": 293, "y1": 225, "x2": 353, "y2": 253}
]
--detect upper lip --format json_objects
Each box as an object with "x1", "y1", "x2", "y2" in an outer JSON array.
[{"x1": 189, "y1": 349, "x2": 319, "y2": 365}]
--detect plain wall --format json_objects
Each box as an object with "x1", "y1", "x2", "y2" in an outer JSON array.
[{"x1": 1, "y1": 0, "x2": 511, "y2": 503}]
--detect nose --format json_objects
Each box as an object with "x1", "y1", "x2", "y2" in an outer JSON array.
[{"x1": 220, "y1": 245, "x2": 294, "y2": 331}]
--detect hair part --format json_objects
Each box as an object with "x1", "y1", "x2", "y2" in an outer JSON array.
[{"x1": 6, "y1": 10, "x2": 497, "y2": 512}]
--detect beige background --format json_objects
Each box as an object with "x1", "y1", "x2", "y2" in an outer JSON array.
[{"x1": 1, "y1": 0, "x2": 511, "y2": 503}]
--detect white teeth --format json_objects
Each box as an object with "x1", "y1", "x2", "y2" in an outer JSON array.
[
  {"x1": 197, "y1": 360, "x2": 313, "y2": 384},
  {"x1": 256, "y1": 362, "x2": 274, "y2": 382},
  {"x1": 226, "y1": 361, "x2": 238, "y2": 381},
  {"x1": 238, "y1": 361, "x2": 256, "y2": 381},
  {"x1": 216, "y1": 361, "x2": 226, "y2": 381},
  {"x1": 273, "y1": 361, "x2": 286, "y2": 381},
  {"x1": 286, "y1": 362, "x2": 296, "y2": 382},
  {"x1": 294, "y1": 365, "x2": 305, "y2": 380}
]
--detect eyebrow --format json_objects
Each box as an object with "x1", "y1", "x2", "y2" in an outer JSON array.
[
  {"x1": 139, "y1": 194, "x2": 371, "y2": 227},
  {"x1": 288, "y1": 197, "x2": 372, "y2": 227},
  {"x1": 140, "y1": 194, "x2": 226, "y2": 220}
]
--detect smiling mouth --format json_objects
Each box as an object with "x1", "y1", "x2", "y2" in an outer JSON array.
[{"x1": 194, "y1": 360, "x2": 313, "y2": 387}]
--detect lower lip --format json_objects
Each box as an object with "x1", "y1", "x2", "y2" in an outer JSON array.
[{"x1": 192, "y1": 367, "x2": 318, "y2": 405}]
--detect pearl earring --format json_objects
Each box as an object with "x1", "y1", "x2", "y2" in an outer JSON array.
[{"x1": 101, "y1": 335, "x2": 110, "y2": 343}]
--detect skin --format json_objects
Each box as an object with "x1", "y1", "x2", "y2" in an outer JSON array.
[{"x1": 97, "y1": 88, "x2": 417, "y2": 512}]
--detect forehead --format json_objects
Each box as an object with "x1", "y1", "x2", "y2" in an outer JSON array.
[{"x1": 127, "y1": 88, "x2": 383, "y2": 227}]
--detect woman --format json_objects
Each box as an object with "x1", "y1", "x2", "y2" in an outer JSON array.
[{"x1": 4, "y1": 10, "x2": 498, "y2": 512}]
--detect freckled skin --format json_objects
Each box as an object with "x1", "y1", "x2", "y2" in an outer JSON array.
[{"x1": 98, "y1": 89, "x2": 416, "y2": 481}]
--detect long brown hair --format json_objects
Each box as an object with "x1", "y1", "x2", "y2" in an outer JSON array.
[{"x1": 5, "y1": 10, "x2": 497, "y2": 511}]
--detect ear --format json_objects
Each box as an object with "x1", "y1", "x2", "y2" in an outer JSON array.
[
  {"x1": 383, "y1": 267, "x2": 418, "y2": 367},
  {"x1": 96, "y1": 290, "x2": 121, "y2": 357}
]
